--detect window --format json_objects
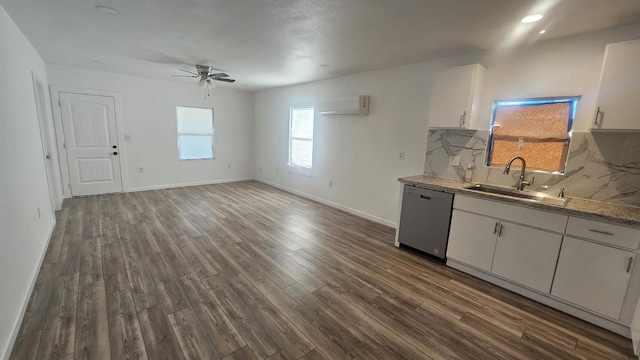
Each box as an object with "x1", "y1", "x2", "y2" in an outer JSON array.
[
  {"x1": 288, "y1": 107, "x2": 314, "y2": 170},
  {"x1": 486, "y1": 97, "x2": 578, "y2": 173},
  {"x1": 176, "y1": 106, "x2": 214, "y2": 160}
]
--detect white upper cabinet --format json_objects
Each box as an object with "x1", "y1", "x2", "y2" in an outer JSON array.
[
  {"x1": 592, "y1": 40, "x2": 640, "y2": 131},
  {"x1": 427, "y1": 64, "x2": 485, "y2": 129}
]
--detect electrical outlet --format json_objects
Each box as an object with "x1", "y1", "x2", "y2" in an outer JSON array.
[
  {"x1": 37, "y1": 207, "x2": 41, "y2": 218},
  {"x1": 259, "y1": 166, "x2": 262, "y2": 173},
  {"x1": 329, "y1": 180, "x2": 333, "y2": 187},
  {"x1": 276, "y1": 167, "x2": 279, "y2": 173},
  {"x1": 449, "y1": 156, "x2": 460, "y2": 166},
  {"x1": 399, "y1": 152, "x2": 405, "y2": 160},
  {"x1": 138, "y1": 167, "x2": 143, "y2": 173},
  {"x1": 227, "y1": 163, "x2": 231, "y2": 168}
]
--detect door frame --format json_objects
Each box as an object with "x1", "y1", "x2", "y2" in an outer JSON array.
[
  {"x1": 50, "y1": 86, "x2": 128, "y2": 198},
  {"x1": 32, "y1": 72, "x2": 62, "y2": 210}
]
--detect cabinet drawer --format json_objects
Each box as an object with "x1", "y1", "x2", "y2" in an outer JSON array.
[
  {"x1": 566, "y1": 217, "x2": 640, "y2": 250},
  {"x1": 454, "y1": 195, "x2": 567, "y2": 233}
]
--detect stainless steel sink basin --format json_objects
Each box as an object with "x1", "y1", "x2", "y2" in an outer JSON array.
[{"x1": 464, "y1": 184, "x2": 570, "y2": 207}]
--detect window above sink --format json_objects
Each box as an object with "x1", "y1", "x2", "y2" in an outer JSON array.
[{"x1": 485, "y1": 97, "x2": 579, "y2": 174}]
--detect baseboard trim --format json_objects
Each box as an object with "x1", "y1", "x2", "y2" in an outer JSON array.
[
  {"x1": 126, "y1": 177, "x2": 255, "y2": 193},
  {"x1": 1, "y1": 219, "x2": 56, "y2": 360},
  {"x1": 256, "y1": 178, "x2": 396, "y2": 228}
]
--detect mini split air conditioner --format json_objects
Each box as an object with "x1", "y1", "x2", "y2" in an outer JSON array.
[{"x1": 319, "y1": 95, "x2": 370, "y2": 116}]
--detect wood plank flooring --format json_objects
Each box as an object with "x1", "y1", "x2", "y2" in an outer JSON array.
[{"x1": 9, "y1": 180, "x2": 635, "y2": 359}]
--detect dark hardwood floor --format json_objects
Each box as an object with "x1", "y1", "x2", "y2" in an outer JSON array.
[{"x1": 9, "y1": 180, "x2": 634, "y2": 359}]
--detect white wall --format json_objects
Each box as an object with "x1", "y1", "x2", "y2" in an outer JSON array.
[
  {"x1": 477, "y1": 23, "x2": 640, "y2": 132},
  {"x1": 0, "y1": 5, "x2": 56, "y2": 359},
  {"x1": 254, "y1": 53, "x2": 476, "y2": 226},
  {"x1": 254, "y1": 23, "x2": 640, "y2": 226},
  {"x1": 47, "y1": 65, "x2": 255, "y2": 193}
]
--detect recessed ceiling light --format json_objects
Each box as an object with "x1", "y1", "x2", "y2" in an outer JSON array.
[
  {"x1": 521, "y1": 14, "x2": 543, "y2": 23},
  {"x1": 539, "y1": 29, "x2": 546, "y2": 34},
  {"x1": 96, "y1": 6, "x2": 121, "y2": 16},
  {"x1": 319, "y1": 64, "x2": 330, "y2": 68}
]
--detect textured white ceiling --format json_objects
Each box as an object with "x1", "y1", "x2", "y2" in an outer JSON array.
[{"x1": 2, "y1": 0, "x2": 640, "y2": 90}]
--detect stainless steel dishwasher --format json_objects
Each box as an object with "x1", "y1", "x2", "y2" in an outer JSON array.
[{"x1": 398, "y1": 185, "x2": 454, "y2": 259}]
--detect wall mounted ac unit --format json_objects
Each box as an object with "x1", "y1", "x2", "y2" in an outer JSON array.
[{"x1": 319, "y1": 95, "x2": 370, "y2": 116}]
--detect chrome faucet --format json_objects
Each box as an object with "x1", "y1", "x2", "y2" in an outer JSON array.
[{"x1": 503, "y1": 156, "x2": 531, "y2": 191}]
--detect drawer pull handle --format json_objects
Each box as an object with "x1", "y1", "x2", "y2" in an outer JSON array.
[
  {"x1": 494, "y1": 222, "x2": 499, "y2": 234},
  {"x1": 419, "y1": 195, "x2": 432, "y2": 200},
  {"x1": 498, "y1": 224, "x2": 504, "y2": 237},
  {"x1": 594, "y1": 106, "x2": 601, "y2": 126},
  {"x1": 589, "y1": 229, "x2": 614, "y2": 236},
  {"x1": 627, "y1": 257, "x2": 634, "y2": 273}
]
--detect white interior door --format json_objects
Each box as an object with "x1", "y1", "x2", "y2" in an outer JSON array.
[
  {"x1": 59, "y1": 92, "x2": 123, "y2": 196},
  {"x1": 32, "y1": 73, "x2": 59, "y2": 210}
]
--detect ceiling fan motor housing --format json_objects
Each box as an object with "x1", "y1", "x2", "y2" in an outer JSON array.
[{"x1": 195, "y1": 64, "x2": 213, "y2": 77}]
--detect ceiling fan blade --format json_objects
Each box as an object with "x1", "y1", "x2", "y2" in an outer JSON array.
[
  {"x1": 210, "y1": 72, "x2": 229, "y2": 78},
  {"x1": 214, "y1": 78, "x2": 236, "y2": 83},
  {"x1": 180, "y1": 69, "x2": 199, "y2": 76},
  {"x1": 171, "y1": 75, "x2": 199, "y2": 78}
]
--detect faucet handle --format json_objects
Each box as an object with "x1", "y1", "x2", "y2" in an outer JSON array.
[{"x1": 558, "y1": 187, "x2": 565, "y2": 198}]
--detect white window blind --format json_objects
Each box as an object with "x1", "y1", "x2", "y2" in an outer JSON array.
[
  {"x1": 176, "y1": 106, "x2": 214, "y2": 160},
  {"x1": 289, "y1": 107, "x2": 314, "y2": 168}
]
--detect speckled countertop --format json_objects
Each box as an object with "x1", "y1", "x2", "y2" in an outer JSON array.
[{"x1": 399, "y1": 175, "x2": 640, "y2": 227}]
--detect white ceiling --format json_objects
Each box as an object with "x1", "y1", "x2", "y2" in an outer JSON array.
[{"x1": 2, "y1": 0, "x2": 640, "y2": 90}]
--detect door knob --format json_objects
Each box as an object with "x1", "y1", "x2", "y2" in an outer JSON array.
[
  {"x1": 45, "y1": 155, "x2": 51, "y2": 159},
  {"x1": 113, "y1": 152, "x2": 118, "y2": 155}
]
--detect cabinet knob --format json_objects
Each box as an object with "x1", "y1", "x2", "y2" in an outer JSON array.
[{"x1": 113, "y1": 152, "x2": 118, "y2": 155}]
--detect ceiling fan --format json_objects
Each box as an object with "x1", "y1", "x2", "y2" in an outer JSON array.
[{"x1": 171, "y1": 65, "x2": 236, "y2": 90}]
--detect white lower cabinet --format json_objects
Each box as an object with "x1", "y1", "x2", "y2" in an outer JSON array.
[
  {"x1": 446, "y1": 210, "x2": 498, "y2": 272},
  {"x1": 445, "y1": 195, "x2": 640, "y2": 335},
  {"x1": 551, "y1": 236, "x2": 636, "y2": 319},
  {"x1": 447, "y1": 208, "x2": 563, "y2": 293},
  {"x1": 491, "y1": 223, "x2": 562, "y2": 293}
]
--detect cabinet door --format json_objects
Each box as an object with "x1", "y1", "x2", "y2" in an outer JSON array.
[
  {"x1": 592, "y1": 40, "x2": 640, "y2": 130},
  {"x1": 428, "y1": 64, "x2": 484, "y2": 129},
  {"x1": 446, "y1": 210, "x2": 498, "y2": 271},
  {"x1": 491, "y1": 222, "x2": 562, "y2": 293},
  {"x1": 551, "y1": 236, "x2": 636, "y2": 319}
]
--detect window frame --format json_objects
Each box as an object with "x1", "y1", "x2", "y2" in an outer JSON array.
[
  {"x1": 176, "y1": 106, "x2": 215, "y2": 161},
  {"x1": 287, "y1": 106, "x2": 315, "y2": 175},
  {"x1": 485, "y1": 96, "x2": 579, "y2": 174}
]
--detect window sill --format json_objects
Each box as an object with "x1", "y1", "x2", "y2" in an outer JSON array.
[{"x1": 286, "y1": 163, "x2": 312, "y2": 177}]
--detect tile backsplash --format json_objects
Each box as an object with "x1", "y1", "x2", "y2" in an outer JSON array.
[{"x1": 424, "y1": 129, "x2": 640, "y2": 206}]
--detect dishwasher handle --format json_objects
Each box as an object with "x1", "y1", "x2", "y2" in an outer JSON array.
[{"x1": 419, "y1": 195, "x2": 432, "y2": 200}]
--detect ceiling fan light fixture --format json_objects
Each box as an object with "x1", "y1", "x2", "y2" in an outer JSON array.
[{"x1": 198, "y1": 78, "x2": 207, "y2": 90}]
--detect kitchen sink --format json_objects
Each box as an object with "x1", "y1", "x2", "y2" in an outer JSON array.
[{"x1": 464, "y1": 183, "x2": 570, "y2": 207}]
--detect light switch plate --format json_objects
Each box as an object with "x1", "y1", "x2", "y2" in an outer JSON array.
[{"x1": 449, "y1": 156, "x2": 460, "y2": 166}]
